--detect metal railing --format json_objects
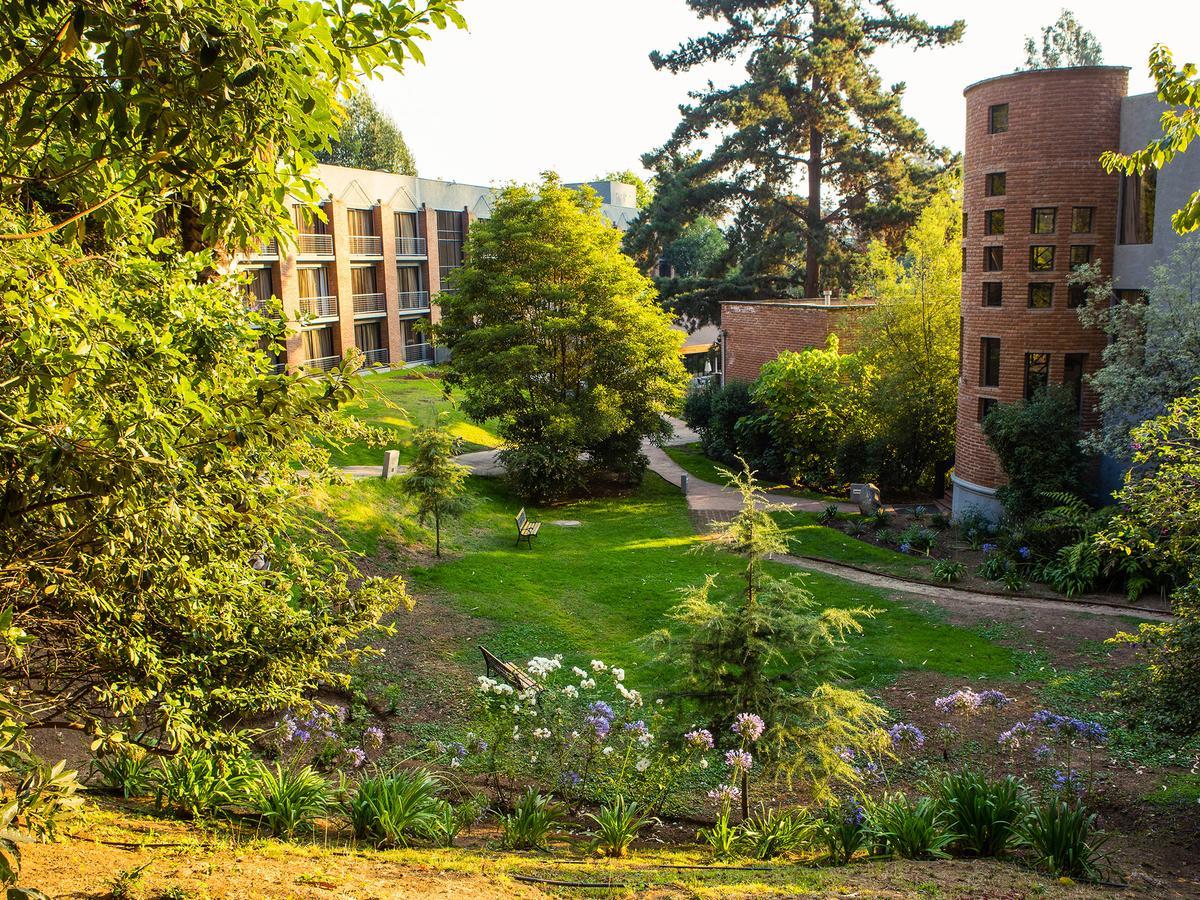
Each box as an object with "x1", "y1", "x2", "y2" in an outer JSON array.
[
  {"x1": 397, "y1": 290, "x2": 430, "y2": 310},
  {"x1": 395, "y1": 236, "x2": 427, "y2": 256},
  {"x1": 297, "y1": 233, "x2": 334, "y2": 256},
  {"x1": 352, "y1": 293, "x2": 387, "y2": 316},
  {"x1": 252, "y1": 238, "x2": 279, "y2": 258},
  {"x1": 360, "y1": 348, "x2": 390, "y2": 367},
  {"x1": 349, "y1": 234, "x2": 383, "y2": 256},
  {"x1": 298, "y1": 295, "x2": 338, "y2": 319},
  {"x1": 303, "y1": 355, "x2": 341, "y2": 373},
  {"x1": 403, "y1": 343, "x2": 433, "y2": 364}
]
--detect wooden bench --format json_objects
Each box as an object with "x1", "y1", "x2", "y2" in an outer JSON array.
[
  {"x1": 479, "y1": 646, "x2": 538, "y2": 693},
  {"x1": 514, "y1": 507, "x2": 541, "y2": 549}
]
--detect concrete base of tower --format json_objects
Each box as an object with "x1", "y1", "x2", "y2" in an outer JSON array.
[{"x1": 950, "y1": 474, "x2": 1004, "y2": 525}]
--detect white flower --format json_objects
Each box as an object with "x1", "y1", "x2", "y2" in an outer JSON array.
[
  {"x1": 530, "y1": 753, "x2": 538, "y2": 763},
  {"x1": 512, "y1": 726, "x2": 521, "y2": 738},
  {"x1": 611, "y1": 667, "x2": 625, "y2": 682},
  {"x1": 511, "y1": 704, "x2": 522, "y2": 715},
  {"x1": 637, "y1": 733, "x2": 654, "y2": 748},
  {"x1": 496, "y1": 683, "x2": 514, "y2": 696},
  {"x1": 527, "y1": 656, "x2": 562, "y2": 678},
  {"x1": 602, "y1": 746, "x2": 615, "y2": 756},
  {"x1": 635, "y1": 757, "x2": 651, "y2": 772},
  {"x1": 699, "y1": 758, "x2": 709, "y2": 769},
  {"x1": 580, "y1": 678, "x2": 596, "y2": 690},
  {"x1": 533, "y1": 728, "x2": 551, "y2": 740},
  {"x1": 561, "y1": 685, "x2": 579, "y2": 699},
  {"x1": 572, "y1": 666, "x2": 587, "y2": 678},
  {"x1": 656, "y1": 698, "x2": 664, "y2": 705},
  {"x1": 570, "y1": 731, "x2": 580, "y2": 741},
  {"x1": 615, "y1": 683, "x2": 643, "y2": 706},
  {"x1": 450, "y1": 758, "x2": 461, "y2": 768},
  {"x1": 477, "y1": 675, "x2": 498, "y2": 693},
  {"x1": 591, "y1": 660, "x2": 607, "y2": 672}
]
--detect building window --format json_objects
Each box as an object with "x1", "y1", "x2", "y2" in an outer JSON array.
[
  {"x1": 985, "y1": 246, "x2": 1003, "y2": 271},
  {"x1": 355, "y1": 320, "x2": 383, "y2": 353},
  {"x1": 1119, "y1": 170, "x2": 1156, "y2": 245},
  {"x1": 301, "y1": 325, "x2": 335, "y2": 362},
  {"x1": 1031, "y1": 207, "x2": 1057, "y2": 234},
  {"x1": 1028, "y1": 283, "x2": 1053, "y2": 309},
  {"x1": 1024, "y1": 352, "x2": 1050, "y2": 400},
  {"x1": 351, "y1": 265, "x2": 379, "y2": 296},
  {"x1": 985, "y1": 209, "x2": 1005, "y2": 235},
  {"x1": 297, "y1": 265, "x2": 332, "y2": 299},
  {"x1": 395, "y1": 211, "x2": 420, "y2": 239},
  {"x1": 986, "y1": 172, "x2": 1006, "y2": 196},
  {"x1": 347, "y1": 208, "x2": 375, "y2": 236},
  {"x1": 989, "y1": 103, "x2": 1009, "y2": 134},
  {"x1": 246, "y1": 267, "x2": 274, "y2": 307},
  {"x1": 1068, "y1": 284, "x2": 1088, "y2": 309},
  {"x1": 294, "y1": 205, "x2": 327, "y2": 234},
  {"x1": 982, "y1": 282, "x2": 1003, "y2": 307},
  {"x1": 397, "y1": 265, "x2": 423, "y2": 293},
  {"x1": 1030, "y1": 245, "x2": 1055, "y2": 271},
  {"x1": 1070, "y1": 245, "x2": 1093, "y2": 269},
  {"x1": 981, "y1": 337, "x2": 1001, "y2": 388},
  {"x1": 1063, "y1": 352, "x2": 1087, "y2": 413},
  {"x1": 436, "y1": 209, "x2": 466, "y2": 287},
  {"x1": 977, "y1": 397, "x2": 998, "y2": 422},
  {"x1": 962, "y1": 212, "x2": 968, "y2": 235},
  {"x1": 1072, "y1": 207, "x2": 1094, "y2": 233}
]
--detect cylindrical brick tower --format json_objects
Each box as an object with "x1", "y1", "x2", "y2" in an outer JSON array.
[{"x1": 952, "y1": 66, "x2": 1128, "y2": 522}]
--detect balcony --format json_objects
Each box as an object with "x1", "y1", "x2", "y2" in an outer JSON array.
[
  {"x1": 396, "y1": 236, "x2": 427, "y2": 257},
  {"x1": 353, "y1": 292, "x2": 387, "y2": 317},
  {"x1": 403, "y1": 343, "x2": 434, "y2": 364},
  {"x1": 297, "y1": 233, "x2": 334, "y2": 256},
  {"x1": 251, "y1": 238, "x2": 279, "y2": 259},
  {"x1": 398, "y1": 291, "x2": 431, "y2": 311},
  {"x1": 304, "y1": 355, "x2": 341, "y2": 373},
  {"x1": 360, "y1": 348, "x2": 390, "y2": 367},
  {"x1": 299, "y1": 295, "x2": 338, "y2": 320},
  {"x1": 349, "y1": 234, "x2": 383, "y2": 257}
]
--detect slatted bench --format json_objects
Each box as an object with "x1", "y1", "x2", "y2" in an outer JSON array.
[
  {"x1": 514, "y1": 507, "x2": 541, "y2": 549},
  {"x1": 479, "y1": 645, "x2": 538, "y2": 693}
]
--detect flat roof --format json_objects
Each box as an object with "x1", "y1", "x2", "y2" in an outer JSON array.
[
  {"x1": 962, "y1": 65, "x2": 1129, "y2": 96},
  {"x1": 719, "y1": 298, "x2": 875, "y2": 310}
]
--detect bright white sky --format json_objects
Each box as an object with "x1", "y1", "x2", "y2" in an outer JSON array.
[{"x1": 373, "y1": 1, "x2": 1200, "y2": 188}]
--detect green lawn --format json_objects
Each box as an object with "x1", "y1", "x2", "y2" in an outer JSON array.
[
  {"x1": 777, "y1": 511, "x2": 934, "y2": 580},
  {"x1": 336, "y1": 475, "x2": 1016, "y2": 690},
  {"x1": 663, "y1": 442, "x2": 841, "y2": 502},
  {"x1": 320, "y1": 368, "x2": 501, "y2": 467}
]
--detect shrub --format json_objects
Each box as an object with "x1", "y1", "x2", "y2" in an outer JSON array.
[
  {"x1": 92, "y1": 744, "x2": 153, "y2": 799},
  {"x1": 1042, "y1": 540, "x2": 1102, "y2": 598},
  {"x1": 1000, "y1": 568, "x2": 1026, "y2": 593},
  {"x1": 932, "y1": 560, "x2": 966, "y2": 584},
  {"x1": 817, "y1": 504, "x2": 839, "y2": 526},
  {"x1": 934, "y1": 769, "x2": 1028, "y2": 857},
  {"x1": 846, "y1": 519, "x2": 868, "y2": 537},
  {"x1": 1019, "y1": 799, "x2": 1109, "y2": 879},
  {"x1": 348, "y1": 770, "x2": 441, "y2": 848},
  {"x1": 870, "y1": 793, "x2": 955, "y2": 859},
  {"x1": 153, "y1": 751, "x2": 256, "y2": 820},
  {"x1": 698, "y1": 809, "x2": 740, "y2": 859},
  {"x1": 499, "y1": 788, "x2": 563, "y2": 851},
  {"x1": 898, "y1": 525, "x2": 937, "y2": 555},
  {"x1": 499, "y1": 443, "x2": 587, "y2": 504},
  {"x1": 930, "y1": 512, "x2": 951, "y2": 530},
  {"x1": 875, "y1": 528, "x2": 897, "y2": 546},
  {"x1": 736, "y1": 806, "x2": 810, "y2": 860},
  {"x1": 977, "y1": 551, "x2": 1011, "y2": 582},
  {"x1": 251, "y1": 764, "x2": 329, "y2": 838},
  {"x1": 954, "y1": 506, "x2": 994, "y2": 549},
  {"x1": 815, "y1": 799, "x2": 869, "y2": 865},
  {"x1": 871, "y1": 507, "x2": 892, "y2": 528},
  {"x1": 423, "y1": 799, "x2": 464, "y2": 848},
  {"x1": 586, "y1": 795, "x2": 655, "y2": 858}
]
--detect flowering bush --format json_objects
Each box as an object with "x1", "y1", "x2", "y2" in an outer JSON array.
[{"x1": 271, "y1": 705, "x2": 383, "y2": 774}]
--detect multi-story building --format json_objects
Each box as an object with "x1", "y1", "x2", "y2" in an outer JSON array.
[
  {"x1": 952, "y1": 65, "x2": 1200, "y2": 521},
  {"x1": 239, "y1": 165, "x2": 640, "y2": 372}
]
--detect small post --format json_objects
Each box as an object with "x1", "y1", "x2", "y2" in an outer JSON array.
[
  {"x1": 680, "y1": 473, "x2": 689, "y2": 496},
  {"x1": 382, "y1": 449, "x2": 400, "y2": 479}
]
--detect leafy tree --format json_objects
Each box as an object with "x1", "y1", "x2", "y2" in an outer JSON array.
[
  {"x1": 0, "y1": 0, "x2": 462, "y2": 750},
  {"x1": 598, "y1": 170, "x2": 654, "y2": 210},
  {"x1": 982, "y1": 388, "x2": 1087, "y2": 521},
  {"x1": 1076, "y1": 236, "x2": 1200, "y2": 459},
  {"x1": 1103, "y1": 393, "x2": 1200, "y2": 736},
  {"x1": 318, "y1": 92, "x2": 418, "y2": 175},
  {"x1": 400, "y1": 421, "x2": 470, "y2": 557},
  {"x1": 436, "y1": 174, "x2": 688, "y2": 502},
  {"x1": 856, "y1": 174, "x2": 961, "y2": 491},
  {"x1": 1021, "y1": 9, "x2": 1103, "y2": 70},
  {"x1": 662, "y1": 216, "x2": 728, "y2": 280},
  {"x1": 750, "y1": 337, "x2": 876, "y2": 491},
  {"x1": 1101, "y1": 45, "x2": 1200, "y2": 235},
  {"x1": 628, "y1": 1, "x2": 963, "y2": 321},
  {"x1": 649, "y1": 463, "x2": 886, "y2": 803}
]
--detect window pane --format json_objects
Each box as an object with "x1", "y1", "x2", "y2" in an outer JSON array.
[
  {"x1": 989, "y1": 104, "x2": 1009, "y2": 133},
  {"x1": 983, "y1": 282, "x2": 1003, "y2": 307},
  {"x1": 1028, "y1": 283, "x2": 1053, "y2": 308},
  {"x1": 985, "y1": 210, "x2": 1005, "y2": 235},
  {"x1": 1030, "y1": 245, "x2": 1055, "y2": 271},
  {"x1": 295, "y1": 205, "x2": 327, "y2": 234},
  {"x1": 348, "y1": 208, "x2": 375, "y2": 236},
  {"x1": 986, "y1": 172, "x2": 1006, "y2": 196},
  {"x1": 355, "y1": 321, "x2": 382, "y2": 352},
  {"x1": 981, "y1": 337, "x2": 1001, "y2": 387},
  {"x1": 977, "y1": 397, "x2": 997, "y2": 422},
  {"x1": 1068, "y1": 284, "x2": 1087, "y2": 309},
  {"x1": 397, "y1": 265, "x2": 422, "y2": 293},
  {"x1": 1031, "y1": 208, "x2": 1056, "y2": 234},
  {"x1": 247, "y1": 267, "x2": 274, "y2": 304},
  {"x1": 297, "y1": 266, "x2": 329, "y2": 298},
  {"x1": 1070, "y1": 245, "x2": 1093, "y2": 268},
  {"x1": 302, "y1": 326, "x2": 334, "y2": 360},
  {"x1": 1071, "y1": 207, "x2": 1094, "y2": 233},
  {"x1": 436, "y1": 209, "x2": 465, "y2": 286},
  {"x1": 351, "y1": 266, "x2": 377, "y2": 295},
  {"x1": 985, "y1": 246, "x2": 1003, "y2": 271},
  {"x1": 1063, "y1": 353, "x2": 1087, "y2": 413},
  {"x1": 1024, "y1": 352, "x2": 1050, "y2": 400},
  {"x1": 395, "y1": 212, "x2": 419, "y2": 239}
]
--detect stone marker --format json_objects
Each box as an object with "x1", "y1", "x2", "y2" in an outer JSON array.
[
  {"x1": 849, "y1": 483, "x2": 881, "y2": 515},
  {"x1": 382, "y1": 449, "x2": 401, "y2": 479}
]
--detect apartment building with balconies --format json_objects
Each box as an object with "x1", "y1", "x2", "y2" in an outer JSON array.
[{"x1": 240, "y1": 165, "x2": 641, "y2": 373}]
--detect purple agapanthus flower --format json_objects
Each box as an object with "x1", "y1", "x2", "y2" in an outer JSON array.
[
  {"x1": 707, "y1": 784, "x2": 741, "y2": 805},
  {"x1": 888, "y1": 722, "x2": 926, "y2": 749},
  {"x1": 724, "y1": 749, "x2": 753, "y2": 773},
  {"x1": 684, "y1": 729, "x2": 714, "y2": 750},
  {"x1": 998, "y1": 722, "x2": 1033, "y2": 749},
  {"x1": 1053, "y1": 770, "x2": 1085, "y2": 796},
  {"x1": 1018, "y1": 546, "x2": 1031, "y2": 560},
  {"x1": 559, "y1": 771, "x2": 582, "y2": 787},
  {"x1": 345, "y1": 747, "x2": 367, "y2": 768},
  {"x1": 588, "y1": 700, "x2": 614, "y2": 721},
  {"x1": 935, "y1": 689, "x2": 982, "y2": 716},
  {"x1": 585, "y1": 714, "x2": 611, "y2": 740},
  {"x1": 1034, "y1": 744, "x2": 1053, "y2": 761},
  {"x1": 732, "y1": 713, "x2": 765, "y2": 743},
  {"x1": 624, "y1": 720, "x2": 649, "y2": 737},
  {"x1": 844, "y1": 802, "x2": 866, "y2": 827},
  {"x1": 364, "y1": 726, "x2": 385, "y2": 749},
  {"x1": 981, "y1": 543, "x2": 998, "y2": 555},
  {"x1": 976, "y1": 689, "x2": 1014, "y2": 710}
]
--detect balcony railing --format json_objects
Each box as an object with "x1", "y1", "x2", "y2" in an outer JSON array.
[
  {"x1": 349, "y1": 234, "x2": 383, "y2": 257},
  {"x1": 304, "y1": 355, "x2": 341, "y2": 373},
  {"x1": 403, "y1": 343, "x2": 434, "y2": 364},
  {"x1": 396, "y1": 236, "x2": 427, "y2": 256},
  {"x1": 297, "y1": 233, "x2": 334, "y2": 256},
  {"x1": 298, "y1": 295, "x2": 338, "y2": 319},
  {"x1": 252, "y1": 238, "x2": 279, "y2": 259},
  {"x1": 398, "y1": 290, "x2": 430, "y2": 311},
  {"x1": 360, "y1": 348, "x2": 390, "y2": 367},
  {"x1": 352, "y1": 292, "x2": 387, "y2": 317}
]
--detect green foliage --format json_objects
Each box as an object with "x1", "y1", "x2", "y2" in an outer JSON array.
[
  {"x1": 954, "y1": 507, "x2": 995, "y2": 549},
  {"x1": 499, "y1": 788, "x2": 564, "y2": 851},
  {"x1": 817, "y1": 505, "x2": 839, "y2": 526},
  {"x1": 91, "y1": 744, "x2": 154, "y2": 799},
  {"x1": 1101, "y1": 45, "x2": 1200, "y2": 235},
  {"x1": 423, "y1": 799, "x2": 466, "y2": 848},
  {"x1": 897, "y1": 525, "x2": 937, "y2": 555},
  {"x1": 856, "y1": 175, "x2": 962, "y2": 491},
  {"x1": 932, "y1": 560, "x2": 966, "y2": 584},
  {"x1": 1000, "y1": 568, "x2": 1026, "y2": 593},
  {"x1": 317, "y1": 92, "x2": 417, "y2": 175},
  {"x1": 816, "y1": 800, "x2": 870, "y2": 865},
  {"x1": 586, "y1": 796, "x2": 656, "y2": 858},
  {"x1": 1019, "y1": 799, "x2": 1109, "y2": 879},
  {"x1": 1021, "y1": 9, "x2": 1103, "y2": 70},
  {"x1": 106, "y1": 864, "x2": 151, "y2": 900},
  {"x1": 870, "y1": 793, "x2": 955, "y2": 860},
  {"x1": 251, "y1": 764, "x2": 329, "y2": 838},
  {"x1": 347, "y1": 770, "x2": 442, "y2": 848},
  {"x1": 982, "y1": 388, "x2": 1087, "y2": 521},
  {"x1": 698, "y1": 810, "x2": 739, "y2": 859},
  {"x1": 661, "y1": 217, "x2": 728, "y2": 280},
  {"x1": 736, "y1": 806, "x2": 810, "y2": 860},
  {"x1": 934, "y1": 769, "x2": 1028, "y2": 857},
  {"x1": 437, "y1": 174, "x2": 688, "y2": 502},
  {"x1": 682, "y1": 381, "x2": 774, "y2": 472},
  {"x1": 1042, "y1": 541, "x2": 1102, "y2": 598},
  {"x1": 399, "y1": 420, "x2": 470, "y2": 557},
  {"x1": 152, "y1": 751, "x2": 256, "y2": 820}
]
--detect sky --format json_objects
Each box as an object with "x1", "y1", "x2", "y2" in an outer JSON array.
[{"x1": 373, "y1": 1, "x2": 1200, "y2": 188}]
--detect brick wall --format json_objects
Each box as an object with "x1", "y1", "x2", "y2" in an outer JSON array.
[
  {"x1": 720, "y1": 301, "x2": 871, "y2": 382},
  {"x1": 957, "y1": 66, "x2": 1127, "y2": 491}
]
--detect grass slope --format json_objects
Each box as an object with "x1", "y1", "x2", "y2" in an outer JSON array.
[
  {"x1": 778, "y1": 511, "x2": 934, "y2": 579},
  {"x1": 663, "y1": 442, "x2": 840, "y2": 502}
]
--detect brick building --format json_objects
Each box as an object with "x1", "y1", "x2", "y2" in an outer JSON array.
[
  {"x1": 719, "y1": 299, "x2": 874, "y2": 383},
  {"x1": 238, "y1": 165, "x2": 639, "y2": 372},
  {"x1": 952, "y1": 66, "x2": 1200, "y2": 521}
]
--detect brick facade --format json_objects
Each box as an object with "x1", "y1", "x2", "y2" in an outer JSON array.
[
  {"x1": 720, "y1": 300, "x2": 872, "y2": 383},
  {"x1": 954, "y1": 67, "x2": 1127, "y2": 512}
]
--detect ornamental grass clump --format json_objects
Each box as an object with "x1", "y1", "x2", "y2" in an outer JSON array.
[
  {"x1": 933, "y1": 768, "x2": 1028, "y2": 857},
  {"x1": 815, "y1": 799, "x2": 870, "y2": 865},
  {"x1": 251, "y1": 764, "x2": 329, "y2": 838},
  {"x1": 586, "y1": 795, "x2": 656, "y2": 857},
  {"x1": 348, "y1": 769, "x2": 442, "y2": 848},
  {"x1": 92, "y1": 743, "x2": 153, "y2": 799},
  {"x1": 1019, "y1": 798, "x2": 1109, "y2": 879},
  {"x1": 499, "y1": 788, "x2": 564, "y2": 851},
  {"x1": 152, "y1": 751, "x2": 257, "y2": 820},
  {"x1": 871, "y1": 793, "x2": 956, "y2": 859},
  {"x1": 736, "y1": 805, "x2": 811, "y2": 860}
]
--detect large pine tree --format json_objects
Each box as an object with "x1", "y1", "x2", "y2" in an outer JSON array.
[{"x1": 629, "y1": 1, "x2": 963, "y2": 321}]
